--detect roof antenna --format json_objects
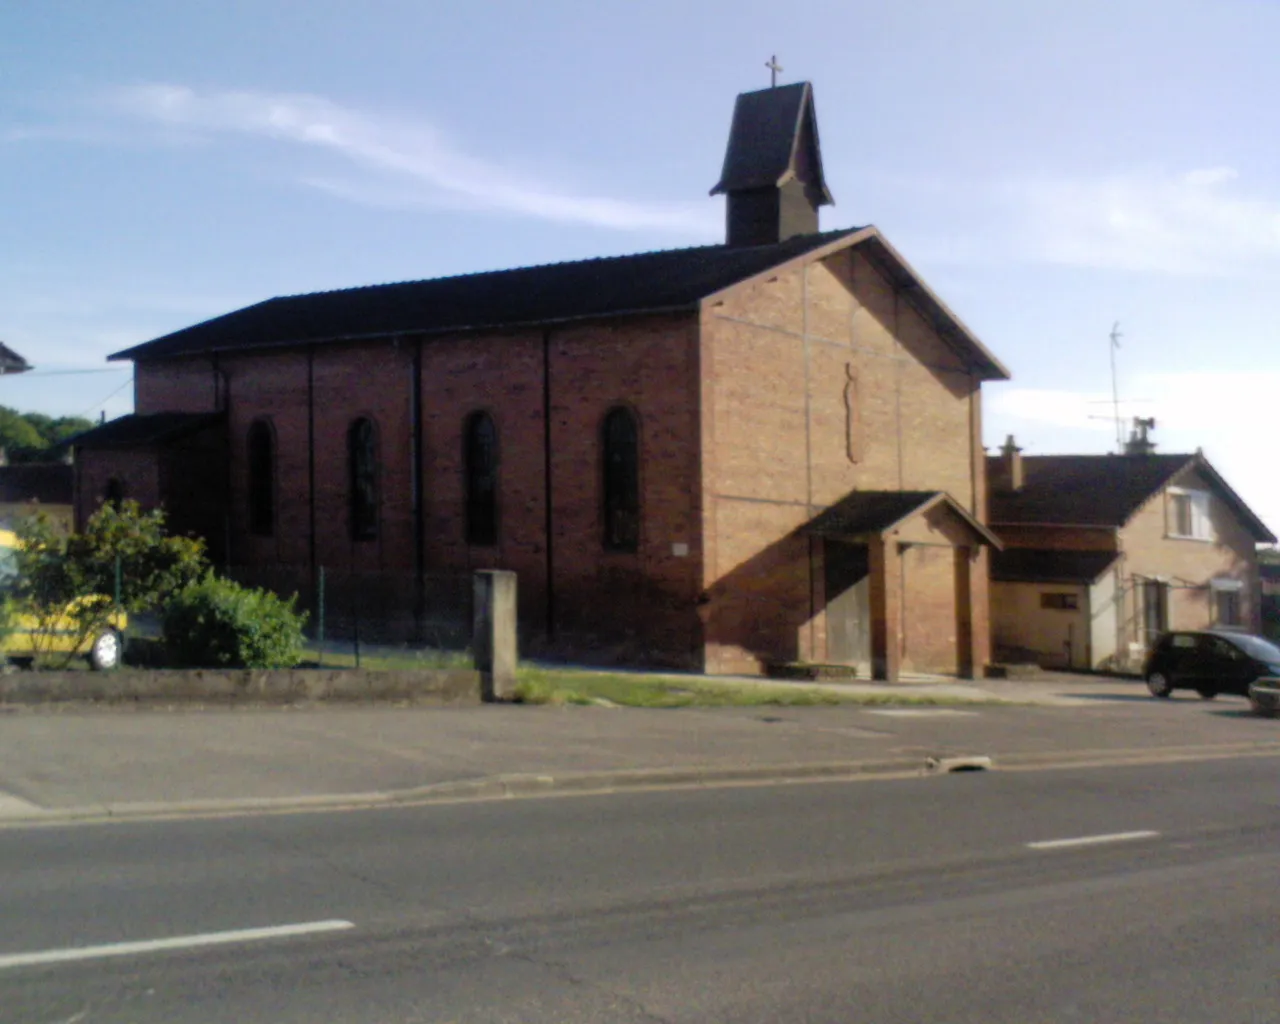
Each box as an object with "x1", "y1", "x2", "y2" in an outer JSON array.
[
  {"x1": 765, "y1": 55, "x2": 783, "y2": 88},
  {"x1": 1109, "y1": 321, "x2": 1123, "y2": 453}
]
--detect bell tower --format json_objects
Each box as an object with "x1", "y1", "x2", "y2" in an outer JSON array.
[{"x1": 710, "y1": 81, "x2": 834, "y2": 246}]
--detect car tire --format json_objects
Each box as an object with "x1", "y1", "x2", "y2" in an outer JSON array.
[
  {"x1": 1147, "y1": 671, "x2": 1173, "y2": 698},
  {"x1": 1195, "y1": 687, "x2": 1217, "y2": 700},
  {"x1": 1251, "y1": 698, "x2": 1277, "y2": 718},
  {"x1": 87, "y1": 630, "x2": 122, "y2": 672}
]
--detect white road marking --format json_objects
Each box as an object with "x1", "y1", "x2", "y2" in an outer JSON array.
[
  {"x1": 1027, "y1": 830, "x2": 1161, "y2": 851},
  {"x1": 0, "y1": 919, "x2": 354, "y2": 970}
]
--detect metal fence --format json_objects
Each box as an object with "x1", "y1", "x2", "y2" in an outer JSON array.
[{"x1": 222, "y1": 565, "x2": 473, "y2": 664}]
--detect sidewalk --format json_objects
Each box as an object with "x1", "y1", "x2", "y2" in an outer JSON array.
[{"x1": 1, "y1": 674, "x2": 1277, "y2": 823}]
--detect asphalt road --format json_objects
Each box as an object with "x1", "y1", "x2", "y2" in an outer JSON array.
[{"x1": 2, "y1": 756, "x2": 1279, "y2": 1023}]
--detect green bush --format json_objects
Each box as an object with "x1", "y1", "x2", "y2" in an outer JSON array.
[{"x1": 163, "y1": 576, "x2": 308, "y2": 669}]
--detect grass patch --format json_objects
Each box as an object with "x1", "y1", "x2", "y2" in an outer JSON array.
[
  {"x1": 297, "y1": 647, "x2": 473, "y2": 671},
  {"x1": 511, "y1": 667, "x2": 999, "y2": 708}
]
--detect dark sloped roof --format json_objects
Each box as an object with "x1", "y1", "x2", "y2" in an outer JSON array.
[
  {"x1": 991, "y1": 549, "x2": 1119, "y2": 585},
  {"x1": 808, "y1": 490, "x2": 942, "y2": 535},
  {"x1": 988, "y1": 452, "x2": 1275, "y2": 542},
  {"x1": 988, "y1": 454, "x2": 1192, "y2": 527},
  {"x1": 710, "y1": 82, "x2": 833, "y2": 203},
  {"x1": 0, "y1": 463, "x2": 73, "y2": 505},
  {"x1": 806, "y1": 489, "x2": 1002, "y2": 547},
  {"x1": 109, "y1": 230, "x2": 859, "y2": 363},
  {"x1": 0, "y1": 341, "x2": 30, "y2": 374},
  {"x1": 69, "y1": 412, "x2": 224, "y2": 449}
]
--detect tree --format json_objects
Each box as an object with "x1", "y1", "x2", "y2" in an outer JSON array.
[
  {"x1": 0, "y1": 406, "x2": 94, "y2": 462},
  {"x1": 9, "y1": 502, "x2": 208, "y2": 668},
  {"x1": 0, "y1": 407, "x2": 47, "y2": 457}
]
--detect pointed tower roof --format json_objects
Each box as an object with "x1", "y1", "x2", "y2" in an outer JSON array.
[{"x1": 710, "y1": 81, "x2": 834, "y2": 204}]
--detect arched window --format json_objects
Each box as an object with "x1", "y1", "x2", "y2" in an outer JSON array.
[
  {"x1": 348, "y1": 417, "x2": 379, "y2": 541},
  {"x1": 104, "y1": 477, "x2": 125, "y2": 510},
  {"x1": 602, "y1": 406, "x2": 639, "y2": 552},
  {"x1": 247, "y1": 420, "x2": 275, "y2": 537},
  {"x1": 464, "y1": 411, "x2": 499, "y2": 546}
]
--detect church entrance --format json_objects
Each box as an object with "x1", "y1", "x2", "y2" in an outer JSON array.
[{"x1": 824, "y1": 540, "x2": 871, "y2": 669}]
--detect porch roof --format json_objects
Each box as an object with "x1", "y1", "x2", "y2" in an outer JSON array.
[
  {"x1": 805, "y1": 489, "x2": 1002, "y2": 548},
  {"x1": 68, "y1": 412, "x2": 224, "y2": 449}
]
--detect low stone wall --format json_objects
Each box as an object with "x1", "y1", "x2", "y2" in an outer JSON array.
[{"x1": 0, "y1": 668, "x2": 482, "y2": 706}]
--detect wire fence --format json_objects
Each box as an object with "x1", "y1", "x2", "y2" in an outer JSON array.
[{"x1": 221, "y1": 565, "x2": 473, "y2": 666}]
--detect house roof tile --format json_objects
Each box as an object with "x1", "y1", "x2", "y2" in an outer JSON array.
[
  {"x1": 105, "y1": 228, "x2": 1010, "y2": 380},
  {"x1": 69, "y1": 412, "x2": 224, "y2": 449},
  {"x1": 110, "y1": 230, "x2": 861, "y2": 363},
  {"x1": 987, "y1": 453, "x2": 1275, "y2": 543}
]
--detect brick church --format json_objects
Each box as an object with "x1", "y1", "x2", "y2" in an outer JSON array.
[{"x1": 73, "y1": 81, "x2": 1010, "y2": 679}]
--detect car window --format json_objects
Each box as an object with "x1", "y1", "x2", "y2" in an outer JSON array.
[
  {"x1": 1226, "y1": 634, "x2": 1280, "y2": 662},
  {"x1": 1207, "y1": 638, "x2": 1233, "y2": 658},
  {"x1": 1170, "y1": 634, "x2": 1198, "y2": 649}
]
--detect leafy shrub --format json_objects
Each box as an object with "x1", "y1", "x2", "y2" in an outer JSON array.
[
  {"x1": 163, "y1": 576, "x2": 307, "y2": 669},
  {"x1": 9, "y1": 504, "x2": 208, "y2": 668}
]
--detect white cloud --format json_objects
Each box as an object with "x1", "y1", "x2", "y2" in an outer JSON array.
[
  {"x1": 1009, "y1": 166, "x2": 1280, "y2": 275},
  {"x1": 105, "y1": 84, "x2": 717, "y2": 235}
]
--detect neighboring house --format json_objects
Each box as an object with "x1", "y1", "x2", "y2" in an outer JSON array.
[
  {"x1": 0, "y1": 341, "x2": 31, "y2": 375},
  {"x1": 987, "y1": 435, "x2": 1275, "y2": 672},
  {"x1": 71, "y1": 81, "x2": 1010, "y2": 678},
  {"x1": 0, "y1": 456, "x2": 74, "y2": 532}
]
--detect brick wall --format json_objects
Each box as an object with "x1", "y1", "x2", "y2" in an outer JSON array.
[
  {"x1": 700, "y1": 242, "x2": 990, "y2": 674},
  {"x1": 1118, "y1": 466, "x2": 1261, "y2": 653},
  {"x1": 131, "y1": 315, "x2": 704, "y2": 666},
  {"x1": 994, "y1": 524, "x2": 1118, "y2": 552},
  {"x1": 75, "y1": 450, "x2": 161, "y2": 527}
]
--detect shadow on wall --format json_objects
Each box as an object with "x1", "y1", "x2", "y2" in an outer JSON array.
[{"x1": 699, "y1": 522, "x2": 829, "y2": 671}]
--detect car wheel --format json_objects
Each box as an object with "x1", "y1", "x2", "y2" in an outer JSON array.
[
  {"x1": 1251, "y1": 698, "x2": 1277, "y2": 718},
  {"x1": 1147, "y1": 671, "x2": 1173, "y2": 698},
  {"x1": 87, "y1": 630, "x2": 122, "y2": 672},
  {"x1": 1196, "y1": 687, "x2": 1217, "y2": 700}
]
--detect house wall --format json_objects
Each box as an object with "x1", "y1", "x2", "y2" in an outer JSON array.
[
  {"x1": 74, "y1": 450, "x2": 161, "y2": 527},
  {"x1": 699, "y1": 243, "x2": 990, "y2": 674},
  {"x1": 991, "y1": 581, "x2": 1090, "y2": 669},
  {"x1": 1089, "y1": 569, "x2": 1120, "y2": 670},
  {"x1": 1117, "y1": 465, "x2": 1261, "y2": 664},
  {"x1": 128, "y1": 314, "x2": 705, "y2": 666}
]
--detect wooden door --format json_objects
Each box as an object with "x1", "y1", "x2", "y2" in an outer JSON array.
[{"x1": 825, "y1": 541, "x2": 870, "y2": 669}]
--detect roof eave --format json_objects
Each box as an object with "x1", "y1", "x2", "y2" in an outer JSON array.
[
  {"x1": 109, "y1": 302, "x2": 703, "y2": 364},
  {"x1": 700, "y1": 226, "x2": 1010, "y2": 383},
  {"x1": 857, "y1": 232, "x2": 1011, "y2": 382},
  {"x1": 1187, "y1": 453, "x2": 1278, "y2": 544}
]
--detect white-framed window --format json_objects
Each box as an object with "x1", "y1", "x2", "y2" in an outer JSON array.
[
  {"x1": 1167, "y1": 488, "x2": 1212, "y2": 541},
  {"x1": 1211, "y1": 577, "x2": 1243, "y2": 627}
]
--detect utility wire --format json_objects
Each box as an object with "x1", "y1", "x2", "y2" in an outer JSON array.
[{"x1": 76, "y1": 375, "x2": 134, "y2": 419}]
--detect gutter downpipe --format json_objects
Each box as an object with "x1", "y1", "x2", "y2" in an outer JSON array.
[{"x1": 542, "y1": 329, "x2": 556, "y2": 641}]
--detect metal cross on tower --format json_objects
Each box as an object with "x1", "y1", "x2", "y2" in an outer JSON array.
[{"x1": 765, "y1": 55, "x2": 783, "y2": 88}]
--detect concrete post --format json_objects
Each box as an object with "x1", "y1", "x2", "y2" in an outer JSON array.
[{"x1": 473, "y1": 570, "x2": 518, "y2": 701}]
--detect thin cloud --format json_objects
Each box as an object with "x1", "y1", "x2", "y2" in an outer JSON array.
[
  {"x1": 1009, "y1": 166, "x2": 1280, "y2": 275},
  {"x1": 105, "y1": 84, "x2": 717, "y2": 234}
]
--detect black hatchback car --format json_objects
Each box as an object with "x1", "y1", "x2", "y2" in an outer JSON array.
[{"x1": 1144, "y1": 630, "x2": 1280, "y2": 699}]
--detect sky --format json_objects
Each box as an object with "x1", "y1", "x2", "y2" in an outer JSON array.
[{"x1": 3, "y1": 0, "x2": 1280, "y2": 533}]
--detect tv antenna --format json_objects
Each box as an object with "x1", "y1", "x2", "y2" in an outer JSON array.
[{"x1": 1109, "y1": 321, "x2": 1123, "y2": 452}]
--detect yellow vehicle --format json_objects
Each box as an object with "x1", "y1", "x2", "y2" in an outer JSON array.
[{"x1": 0, "y1": 527, "x2": 127, "y2": 670}]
